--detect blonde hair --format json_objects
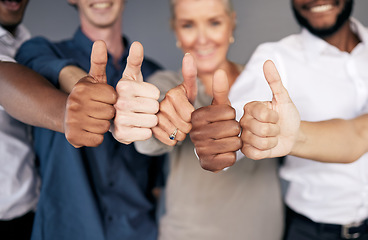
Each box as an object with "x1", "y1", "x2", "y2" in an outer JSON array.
[{"x1": 169, "y1": 0, "x2": 234, "y2": 22}]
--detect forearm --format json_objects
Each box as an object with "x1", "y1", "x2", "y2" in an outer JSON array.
[
  {"x1": 0, "y1": 62, "x2": 67, "y2": 133},
  {"x1": 59, "y1": 65, "x2": 87, "y2": 93},
  {"x1": 134, "y1": 136, "x2": 173, "y2": 156},
  {"x1": 291, "y1": 117, "x2": 368, "y2": 163}
]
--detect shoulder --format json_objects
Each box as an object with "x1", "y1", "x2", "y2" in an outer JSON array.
[
  {"x1": 251, "y1": 34, "x2": 301, "y2": 57},
  {"x1": 147, "y1": 70, "x2": 182, "y2": 93},
  {"x1": 18, "y1": 36, "x2": 75, "y2": 54},
  {"x1": 141, "y1": 56, "x2": 163, "y2": 79}
]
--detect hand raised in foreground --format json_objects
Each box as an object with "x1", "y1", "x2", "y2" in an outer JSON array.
[
  {"x1": 151, "y1": 53, "x2": 198, "y2": 146},
  {"x1": 64, "y1": 40, "x2": 117, "y2": 148},
  {"x1": 190, "y1": 70, "x2": 242, "y2": 172},
  {"x1": 240, "y1": 60, "x2": 300, "y2": 160},
  {"x1": 112, "y1": 42, "x2": 160, "y2": 144}
]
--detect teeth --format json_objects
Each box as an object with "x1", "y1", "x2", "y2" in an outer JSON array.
[
  {"x1": 92, "y1": 2, "x2": 111, "y2": 9},
  {"x1": 197, "y1": 49, "x2": 214, "y2": 56},
  {"x1": 310, "y1": 4, "x2": 333, "y2": 13}
]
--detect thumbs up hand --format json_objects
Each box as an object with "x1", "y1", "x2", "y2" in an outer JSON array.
[
  {"x1": 64, "y1": 40, "x2": 117, "y2": 148},
  {"x1": 151, "y1": 53, "x2": 198, "y2": 146},
  {"x1": 189, "y1": 69, "x2": 242, "y2": 172},
  {"x1": 112, "y1": 41, "x2": 160, "y2": 144},
  {"x1": 240, "y1": 60, "x2": 300, "y2": 159}
]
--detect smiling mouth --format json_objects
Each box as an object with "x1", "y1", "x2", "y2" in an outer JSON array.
[
  {"x1": 197, "y1": 49, "x2": 215, "y2": 57},
  {"x1": 302, "y1": 0, "x2": 339, "y2": 13},
  {"x1": 310, "y1": 4, "x2": 334, "y2": 13},
  {"x1": 0, "y1": 0, "x2": 22, "y2": 11},
  {"x1": 91, "y1": 2, "x2": 112, "y2": 9}
]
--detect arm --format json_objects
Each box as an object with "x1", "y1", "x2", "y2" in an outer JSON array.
[
  {"x1": 111, "y1": 42, "x2": 161, "y2": 145},
  {"x1": 190, "y1": 70, "x2": 242, "y2": 172},
  {"x1": 241, "y1": 60, "x2": 367, "y2": 163},
  {"x1": 64, "y1": 40, "x2": 117, "y2": 148},
  {"x1": 291, "y1": 116, "x2": 368, "y2": 163},
  {"x1": 16, "y1": 37, "x2": 88, "y2": 94},
  {"x1": 134, "y1": 54, "x2": 198, "y2": 155},
  {"x1": 133, "y1": 70, "x2": 186, "y2": 156},
  {"x1": 59, "y1": 65, "x2": 87, "y2": 93},
  {"x1": 150, "y1": 53, "x2": 197, "y2": 146},
  {"x1": 0, "y1": 62, "x2": 67, "y2": 133}
]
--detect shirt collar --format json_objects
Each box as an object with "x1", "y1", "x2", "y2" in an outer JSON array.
[
  {"x1": 301, "y1": 17, "x2": 367, "y2": 61},
  {"x1": 0, "y1": 24, "x2": 30, "y2": 47},
  {"x1": 72, "y1": 27, "x2": 130, "y2": 66}
]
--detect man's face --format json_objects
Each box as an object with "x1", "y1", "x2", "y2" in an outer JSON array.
[
  {"x1": 68, "y1": 0, "x2": 125, "y2": 29},
  {"x1": 292, "y1": 0, "x2": 353, "y2": 37},
  {"x1": 0, "y1": 0, "x2": 29, "y2": 30}
]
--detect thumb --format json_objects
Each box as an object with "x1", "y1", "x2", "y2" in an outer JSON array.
[
  {"x1": 263, "y1": 60, "x2": 291, "y2": 104},
  {"x1": 122, "y1": 41, "x2": 144, "y2": 82},
  {"x1": 89, "y1": 40, "x2": 108, "y2": 83},
  {"x1": 211, "y1": 69, "x2": 231, "y2": 105},
  {"x1": 182, "y1": 53, "x2": 197, "y2": 104}
]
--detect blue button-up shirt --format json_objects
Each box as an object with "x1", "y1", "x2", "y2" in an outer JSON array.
[{"x1": 16, "y1": 28, "x2": 165, "y2": 240}]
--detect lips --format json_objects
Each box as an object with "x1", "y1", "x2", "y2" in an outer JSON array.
[
  {"x1": 196, "y1": 48, "x2": 215, "y2": 57},
  {"x1": 302, "y1": 0, "x2": 339, "y2": 12},
  {"x1": 90, "y1": 2, "x2": 112, "y2": 10},
  {"x1": 0, "y1": 0, "x2": 22, "y2": 11},
  {"x1": 310, "y1": 4, "x2": 333, "y2": 12}
]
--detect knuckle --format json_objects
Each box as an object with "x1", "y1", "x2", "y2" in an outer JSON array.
[
  {"x1": 150, "y1": 115, "x2": 159, "y2": 127},
  {"x1": 259, "y1": 138, "x2": 269, "y2": 149},
  {"x1": 251, "y1": 149, "x2": 263, "y2": 160},
  {"x1": 229, "y1": 107, "x2": 237, "y2": 118},
  {"x1": 260, "y1": 125, "x2": 270, "y2": 136},
  {"x1": 115, "y1": 98, "x2": 130, "y2": 111},
  {"x1": 242, "y1": 146, "x2": 261, "y2": 160},
  {"x1": 227, "y1": 155, "x2": 237, "y2": 166},
  {"x1": 90, "y1": 135, "x2": 104, "y2": 147},
  {"x1": 116, "y1": 80, "x2": 133, "y2": 93},
  {"x1": 67, "y1": 99, "x2": 82, "y2": 112},
  {"x1": 235, "y1": 137, "x2": 243, "y2": 149},
  {"x1": 191, "y1": 110, "x2": 201, "y2": 123},
  {"x1": 189, "y1": 131, "x2": 199, "y2": 142},
  {"x1": 165, "y1": 89, "x2": 179, "y2": 103},
  {"x1": 150, "y1": 84, "x2": 160, "y2": 100},
  {"x1": 232, "y1": 121, "x2": 241, "y2": 135},
  {"x1": 107, "y1": 106, "x2": 116, "y2": 119},
  {"x1": 152, "y1": 100, "x2": 160, "y2": 113},
  {"x1": 200, "y1": 158, "x2": 217, "y2": 172},
  {"x1": 100, "y1": 120, "x2": 111, "y2": 133},
  {"x1": 259, "y1": 109, "x2": 272, "y2": 122},
  {"x1": 73, "y1": 82, "x2": 90, "y2": 94}
]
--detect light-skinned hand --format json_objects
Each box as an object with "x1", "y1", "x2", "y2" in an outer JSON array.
[
  {"x1": 240, "y1": 60, "x2": 300, "y2": 159},
  {"x1": 112, "y1": 41, "x2": 161, "y2": 144},
  {"x1": 151, "y1": 53, "x2": 198, "y2": 146}
]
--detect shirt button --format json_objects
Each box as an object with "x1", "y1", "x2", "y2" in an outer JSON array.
[
  {"x1": 108, "y1": 216, "x2": 113, "y2": 222},
  {"x1": 109, "y1": 181, "x2": 115, "y2": 187}
]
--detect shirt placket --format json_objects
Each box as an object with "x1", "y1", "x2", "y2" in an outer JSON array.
[{"x1": 345, "y1": 54, "x2": 368, "y2": 222}]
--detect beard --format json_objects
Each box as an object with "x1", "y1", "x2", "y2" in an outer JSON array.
[
  {"x1": 0, "y1": 0, "x2": 22, "y2": 2},
  {"x1": 292, "y1": 0, "x2": 354, "y2": 38}
]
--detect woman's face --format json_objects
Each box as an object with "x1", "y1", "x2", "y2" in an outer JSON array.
[{"x1": 173, "y1": 0, "x2": 235, "y2": 75}]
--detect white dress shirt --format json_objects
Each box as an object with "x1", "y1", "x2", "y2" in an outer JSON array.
[
  {"x1": 0, "y1": 24, "x2": 40, "y2": 220},
  {"x1": 0, "y1": 24, "x2": 30, "y2": 57},
  {"x1": 230, "y1": 18, "x2": 368, "y2": 225}
]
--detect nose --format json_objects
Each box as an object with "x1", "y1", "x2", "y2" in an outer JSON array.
[{"x1": 196, "y1": 25, "x2": 209, "y2": 45}]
